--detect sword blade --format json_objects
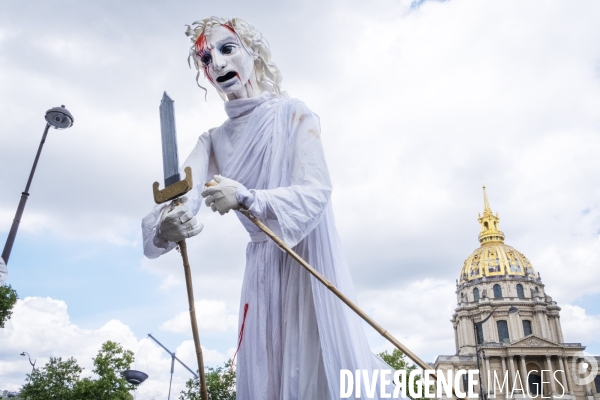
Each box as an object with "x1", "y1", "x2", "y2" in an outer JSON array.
[{"x1": 159, "y1": 92, "x2": 180, "y2": 187}]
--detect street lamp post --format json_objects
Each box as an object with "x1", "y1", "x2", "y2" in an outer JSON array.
[
  {"x1": 20, "y1": 351, "x2": 36, "y2": 374},
  {"x1": 1, "y1": 106, "x2": 74, "y2": 265},
  {"x1": 472, "y1": 305, "x2": 519, "y2": 399},
  {"x1": 147, "y1": 333, "x2": 198, "y2": 400}
]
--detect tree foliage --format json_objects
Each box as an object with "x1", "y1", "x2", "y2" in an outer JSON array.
[
  {"x1": 85, "y1": 341, "x2": 135, "y2": 399},
  {"x1": 378, "y1": 349, "x2": 426, "y2": 400},
  {"x1": 0, "y1": 284, "x2": 18, "y2": 328},
  {"x1": 180, "y1": 359, "x2": 236, "y2": 400},
  {"x1": 20, "y1": 341, "x2": 134, "y2": 400},
  {"x1": 20, "y1": 356, "x2": 82, "y2": 400}
]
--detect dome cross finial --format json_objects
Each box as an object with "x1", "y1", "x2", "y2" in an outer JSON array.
[
  {"x1": 477, "y1": 185, "x2": 504, "y2": 245},
  {"x1": 483, "y1": 185, "x2": 491, "y2": 212}
]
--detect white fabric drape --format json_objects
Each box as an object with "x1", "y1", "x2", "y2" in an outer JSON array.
[{"x1": 142, "y1": 92, "x2": 399, "y2": 399}]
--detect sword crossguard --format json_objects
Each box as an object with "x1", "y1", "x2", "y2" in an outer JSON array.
[{"x1": 153, "y1": 166, "x2": 193, "y2": 204}]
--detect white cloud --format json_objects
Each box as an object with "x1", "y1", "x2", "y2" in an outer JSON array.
[
  {"x1": 358, "y1": 279, "x2": 458, "y2": 362},
  {"x1": 159, "y1": 300, "x2": 237, "y2": 334},
  {"x1": 560, "y1": 305, "x2": 600, "y2": 348},
  {"x1": 0, "y1": 296, "x2": 228, "y2": 398}
]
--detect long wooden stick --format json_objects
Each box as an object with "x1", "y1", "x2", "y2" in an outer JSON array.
[
  {"x1": 177, "y1": 239, "x2": 208, "y2": 400},
  {"x1": 236, "y1": 207, "x2": 465, "y2": 399}
]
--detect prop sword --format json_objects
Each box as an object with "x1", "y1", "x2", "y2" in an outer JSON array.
[
  {"x1": 205, "y1": 181, "x2": 466, "y2": 400},
  {"x1": 153, "y1": 92, "x2": 208, "y2": 400}
]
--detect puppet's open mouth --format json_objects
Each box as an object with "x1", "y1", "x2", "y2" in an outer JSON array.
[{"x1": 217, "y1": 71, "x2": 238, "y2": 83}]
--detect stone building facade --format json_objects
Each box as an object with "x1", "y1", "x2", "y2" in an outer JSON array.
[{"x1": 433, "y1": 188, "x2": 600, "y2": 400}]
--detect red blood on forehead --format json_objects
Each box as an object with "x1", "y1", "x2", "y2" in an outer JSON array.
[
  {"x1": 221, "y1": 24, "x2": 237, "y2": 36},
  {"x1": 195, "y1": 24, "x2": 239, "y2": 54}
]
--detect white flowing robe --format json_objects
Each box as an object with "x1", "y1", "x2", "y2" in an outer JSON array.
[{"x1": 143, "y1": 92, "x2": 396, "y2": 400}]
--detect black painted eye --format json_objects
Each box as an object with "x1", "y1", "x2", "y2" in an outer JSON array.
[
  {"x1": 221, "y1": 45, "x2": 235, "y2": 55},
  {"x1": 200, "y1": 53, "x2": 212, "y2": 66}
]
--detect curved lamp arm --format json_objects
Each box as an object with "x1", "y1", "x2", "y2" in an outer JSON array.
[
  {"x1": 20, "y1": 351, "x2": 36, "y2": 369},
  {"x1": 474, "y1": 305, "x2": 503, "y2": 326}
]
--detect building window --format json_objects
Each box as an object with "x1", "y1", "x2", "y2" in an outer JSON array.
[
  {"x1": 473, "y1": 288, "x2": 480, "y2": 302},
  {"x1": 493, "y1": 284, "x2": 503, "y2": 299},
  {"x1": 476, "y1": 323, "x2": 484, "y2": 344},
  {"x1": 497, "y1": 320, "x2": 510, "y2": 343},
  {"x1": 595, "y1": 375, "x2": 600, "y2": 393},
  {"x1": 516, "y1": 284, "x2": 525, "y2": 299},
  {"x1": 463, "y1": 374, "x2": 469, "y2": 393},
  {"x1": 523, "y1": 320, "x2": 532, "y2": 336}
]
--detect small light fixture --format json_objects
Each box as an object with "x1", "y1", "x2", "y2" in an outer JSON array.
[
  {"x1": 122, "y1": 370, "x2": 148, "y2": 385},
  {"x1": 508, "y1": 306, "x2": 519, "y2": 314},
  {"x1": 45, "y1": 105, "x2": 74, "y2": 130}
]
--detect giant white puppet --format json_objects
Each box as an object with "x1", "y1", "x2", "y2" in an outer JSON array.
[{"x1": 142, "y1": 17, "x2": 395, "y2": 400}]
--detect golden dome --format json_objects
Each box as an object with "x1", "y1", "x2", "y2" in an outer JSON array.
[{"x1": 458, "y1": 187, "x2": 538, "y2": 284}]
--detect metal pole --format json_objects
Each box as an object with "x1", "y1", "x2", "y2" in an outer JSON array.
[
  {"x1": 472, "y1": 306, "x2": 501, "y2": 400},
  {"x1": 168, "y1": 354, "x2": 175, "y2": 400},
  {"x1": 147, "y1": 334, "x2": 198, "y2": 378},
  {"x1": 2, "y1": 123, "x2": 51, "y2": 264},
  {"x1": 473, "y1": 321, "x2": 485, "y2": 400},
  {"x1": 21, "y1": 351, "x2": 36, "y2": 374}
]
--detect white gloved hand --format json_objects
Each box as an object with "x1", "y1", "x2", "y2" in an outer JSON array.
[
  {"x1": 202, "y1": 175, "x2": 246, "y2": 215},
  {"x1": 159, "y1": 197, "x2": 204, "y2": 243},
  {"x1": 0, "y1": 256, "x2": 7, "y2": 285}
]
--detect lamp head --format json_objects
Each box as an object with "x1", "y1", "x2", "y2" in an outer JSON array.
[
  {"x1": 45, "y1": 105, "x2": 74, "y2": 130},
  {"x1": 508, "y1": 306, "x2": 519, "y2": 314},
  {"x1": 20, "y1": 352, "x2": 25, "y2": 356},
  {"x1": 122, "y1": 370, "x2": 148, "y2": 385}
]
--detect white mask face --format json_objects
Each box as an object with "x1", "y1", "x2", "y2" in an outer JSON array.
[{"x1": 197, "y1": 25, "x2": 255, "y2": 96}]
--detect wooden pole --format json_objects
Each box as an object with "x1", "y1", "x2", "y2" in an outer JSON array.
[
  {"x1": 177, "y1": 239, "x2": 208, "y2": 400},
  {"x1": 236, "y1": 207, "x2": 466, "y2": 400}
]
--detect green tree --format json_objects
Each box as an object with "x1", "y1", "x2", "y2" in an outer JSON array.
[
  {"x1": 0, "y1": 284, "x2": 18, "y2": 328},
  {"x1": 180, "y1": 359, "x2": 236, "y2": 400},
  {"x1": 19, "y1": 341, "x2": 135, "y2": 400},
  {"x1": 378, "y1": 349, "x2": 427, "y2": 400},
  {"x1": 74, "y1": 340, "x2": 135, "y2": 400},
  {"x1": 20, "y1": 356, "x2": 82, "y2": 400}
]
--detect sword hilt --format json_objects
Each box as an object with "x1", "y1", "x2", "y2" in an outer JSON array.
[{"x1": 153, "y1": 166, "x2": 193, "y2": 204}]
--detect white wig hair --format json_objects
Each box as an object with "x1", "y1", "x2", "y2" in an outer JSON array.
[{"x1": 185, "y1": 17, "x2": 283, "y2": 98}]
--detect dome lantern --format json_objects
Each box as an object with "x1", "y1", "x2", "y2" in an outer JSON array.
[{"x1": 477, "y1": 186, "x2": 505, "y2": 245}]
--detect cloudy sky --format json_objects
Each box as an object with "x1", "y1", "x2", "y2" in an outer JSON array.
[{"x1": 1, "y1": 0, "x2": 600, "y2": 397}]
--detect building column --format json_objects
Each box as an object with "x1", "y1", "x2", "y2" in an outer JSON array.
[
  {"x1": 501, "y1": 356, "x2": 508, "y2": 390},
  {"x1": 537, "y1": 311, "x2": 549, "y2": 339},
  {"x1": 555, "y1": 317, "x2": 564, "y2": 343},
  {"x1": 563, "y1": 356, "x2": 577, "y2": 396},
  {"x1": 546, "y1": 355, "x2": 557, "y2": 395},
  {"x1": 519, "y1": 355, "x2": 528, "y2": 393},
  {"x1": 531, "y1": 310, "x2": 543, "y2": 336},
  {"x1": 557, "y1": 356, "x2": 571, "y2": 394},
  {"x1": 459, "y1": 317, "x2": 468, "y2": 351},
  {"x1": 547, "y1": 316, "x2": 557, "y2": 342},
  {"x1": 453, "y1": 324, "x2": 459, "y2": 353},
  {"x1": 462, "y1": 317, "x2": 473, "y2": 349},
  {"x1": 509, "y1": 356, "x2": 517, "y2": 389},
  {"x1": 508, "y1": 312, "x2": 518, "y2": 342},
  {"x1": 542, "y1": 315, "x2": 551, "y2": 340}
]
